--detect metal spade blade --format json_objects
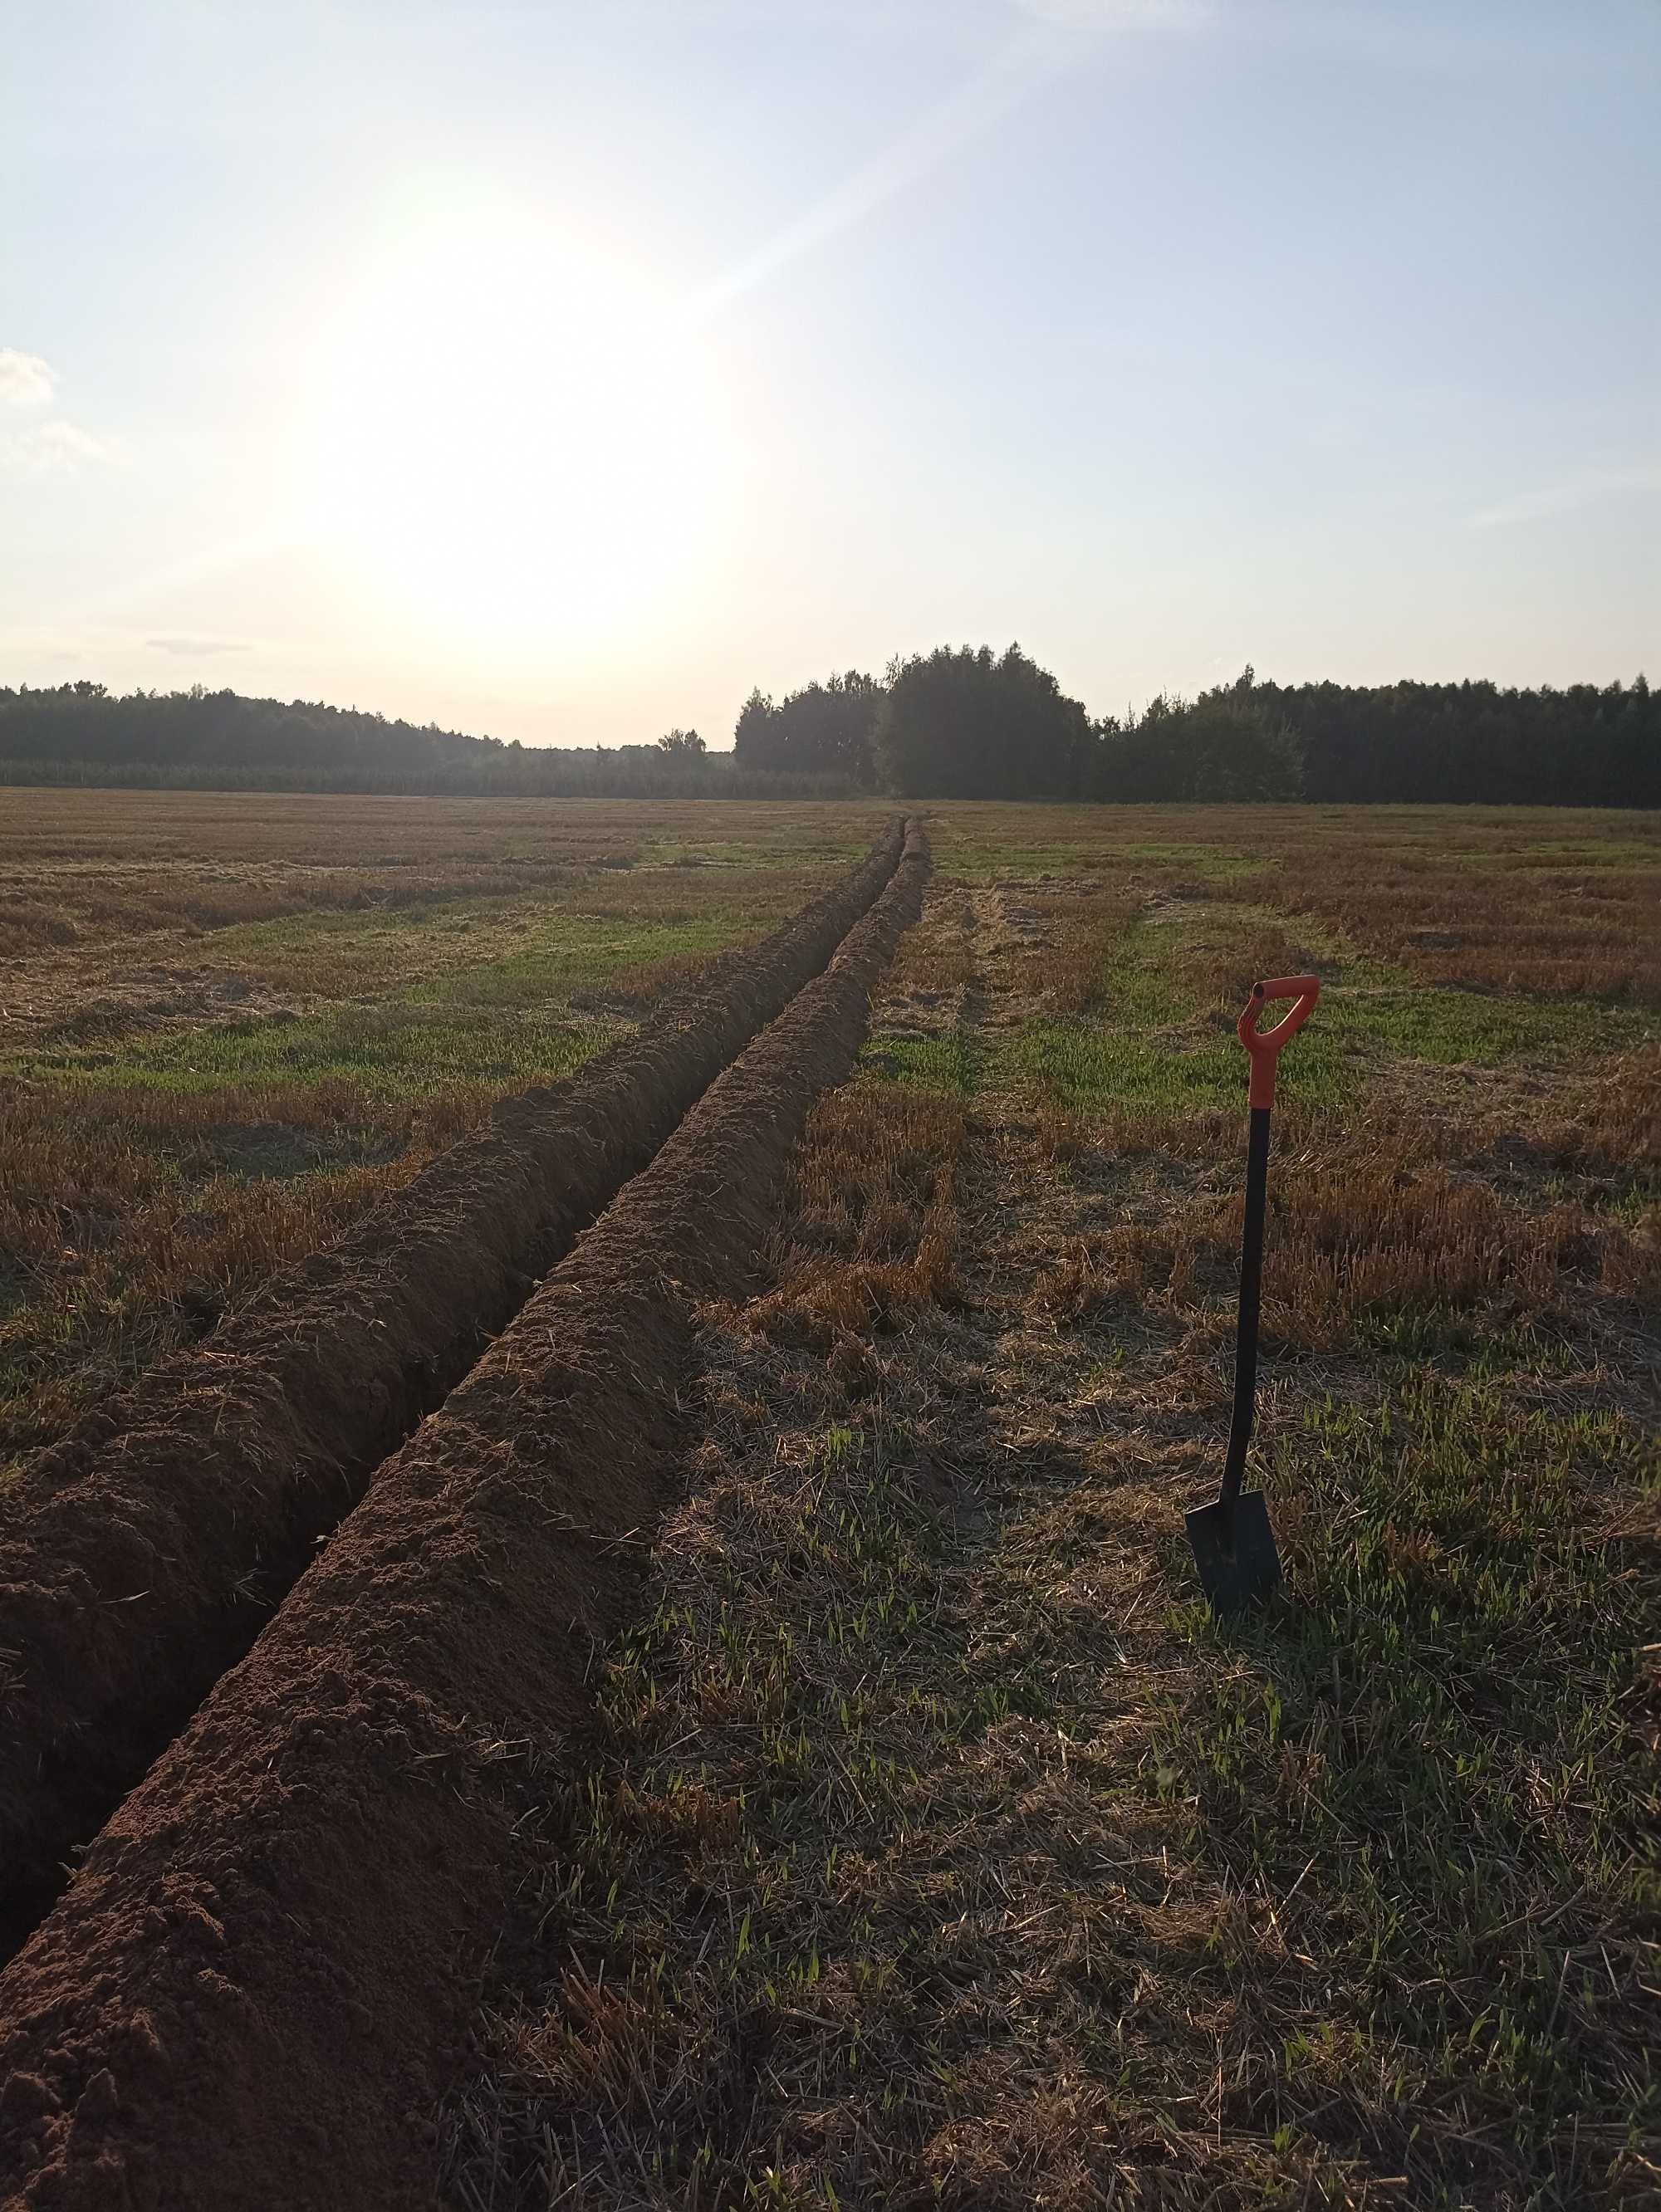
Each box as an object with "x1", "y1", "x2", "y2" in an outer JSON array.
[{"x1": 1185, "y1": 1490, "x2": 1282, "y2": 1615}]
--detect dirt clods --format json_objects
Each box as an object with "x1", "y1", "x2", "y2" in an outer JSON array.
[
  {"x1": 0, "y1": 827, "x2": 929, "y2": 2212},
  {"x1": 0, "y1": 825, "x2": 905, "y2": 1952}
]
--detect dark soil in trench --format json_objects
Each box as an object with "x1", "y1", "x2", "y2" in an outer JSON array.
[
  {"x1": 0, "y1": 828, "x2": 929, "y2": 2212},
  {"x1": 0, "y1": 823, "x2": 905, "y2": 1957}
]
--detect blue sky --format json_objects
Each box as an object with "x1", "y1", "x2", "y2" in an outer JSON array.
[{"x1": 2, "y1": 0, "x2": 1656, "y2": 747}]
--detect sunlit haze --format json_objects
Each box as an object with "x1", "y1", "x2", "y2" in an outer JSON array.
[{"x1": 3, "y1": 0, "x2": 1657, "y2": 746}]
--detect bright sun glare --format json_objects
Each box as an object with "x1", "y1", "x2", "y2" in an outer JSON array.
[{"x1": 301, "y1": 206, "x2": 732, "y2": 658}]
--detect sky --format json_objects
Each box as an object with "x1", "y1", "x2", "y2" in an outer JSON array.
[{"x1": 2, "y1": 0, "x2": 1657, "y2": 749}]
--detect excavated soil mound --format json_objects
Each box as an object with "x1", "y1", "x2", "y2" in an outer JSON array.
[
  {"x1": 0, "y1": 823, "x2": 929, "y2": 2212},
  {"x1": 0, "y1": 823, "x2": 904, "y2": 1950}
]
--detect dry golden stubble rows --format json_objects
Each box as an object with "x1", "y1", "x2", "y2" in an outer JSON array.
[
  {"x1": 0, "y1": 807, "x2": 883, "y2": 1454},
  {"x1": 444, "y1": 1059, "x2": 1391, "y2": 2210},
  {"x1": 1218, "y1": 850, "x2": 1661, "y2": 1004},
  {"x1": 0, "y1": 788, "x2": 892, "y2": 871},
  {"x1": 0, "y1": 1079, "x2": 455, "y2": 1458},
  {"x1": 1033, "y1": 1090, "x2": 1661, "y2": 1358},
  {"x1": 448, "y1": 854, "x2": 1659, "y2": 2212},
  {"x1": 750, "y1": 1084, "x2": 966, "y2": 1363},
  {"x1": 0, "y1": 785, "x2": 882, "y2": 963},
  {"x1": 0, "y1": 859, "x2": 582, "y2": 957}
]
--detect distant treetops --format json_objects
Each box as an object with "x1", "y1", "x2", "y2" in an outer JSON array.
[
  {"x1": 2, "y1": 658, "x2": 1655, "y2": 805},
  {"x1": 733, "y1": 651, "x2": 1657, "y2": 807},
  {"x1": 733, "y1": 651, "x2": 1084, "y2": 798}
]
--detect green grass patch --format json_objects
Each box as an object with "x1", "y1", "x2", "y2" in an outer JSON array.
[
  {"x1": 17, "y1": 1006, "x2": 617, "y2": 1102},
  {"x1": 410, "y1": 914, "x2": 745, "y2": 1010},
  {"x1": 1494, "y1": 838, "x2": 1661, "y2": 868},
  {"x1": 2, "y1": 909, "x2": 778, "y2": 1097},
  {"x1": 924, "y1": 834, "x2": 1117, "y2": 882},
  {"x1": 1110, "y1": 841, "x2": 1268, "y2": 880},
  {"x1": 1323, "y1": 986, "x2": 1653, "y2": 1064},
  {"x1": 859, "y1": 1030, "x2": 980, "y2": 1096},
  {"x1": 169, "y1": 893, "x2": 780, "y2": 1008},
  {"x1": 1155, "y1": 1368, "x2": 1659, "y2": 2189},
  {"x1": 1002, "y1": 1018, "x2": 1351, "y2": 1114},
  {"x1": 184, "y1": 893, "x2": 549, "y2": 994},
  {"x1": 637, "y1": 831, "x2": 875, "y2": 870},
  {"x1": 1008, "y1": 910, "x2": 1654, "y2": 1124}
]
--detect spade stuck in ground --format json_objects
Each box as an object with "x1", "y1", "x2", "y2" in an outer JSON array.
[{"x1": 1186, "y1": 972, "x2": 1320, "y2": 1615}]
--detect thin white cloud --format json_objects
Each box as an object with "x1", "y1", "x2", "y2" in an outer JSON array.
[
  {"x1": 1469, "y1": 464, "x2": 1661, "y2": 531},
  {"x1": 0, "y1": 348, "x2": 55, "y2": 408},
  {"x1": 0, "y1": 418, "x2": 115, "y2": 475},
  {"x1": 696, "y1": 26, "x2": 1074, "y2": 317},
  {"x1": 146, "y1": 634, "x2": 248, "y2": 656},
  {"x1": 694, "y1": 0, "x2": 1208, "y2": 321}
]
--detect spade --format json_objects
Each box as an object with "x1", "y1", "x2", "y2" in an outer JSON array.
[{"x1": 1186, "y1": 973, "x2": 1320, "y2": 1614}]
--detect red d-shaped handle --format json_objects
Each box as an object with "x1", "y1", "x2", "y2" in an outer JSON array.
[{"x1": 1237, "y1": 974, "x2": 1320, "y2": 1108}]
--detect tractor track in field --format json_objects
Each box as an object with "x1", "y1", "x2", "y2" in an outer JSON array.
[
  {"x1": 0, "y1": 820, "x2": 907, "y2": 1960},
  {"x1": 0, "y1": 820, "x2": 930, "y2": 2212}
]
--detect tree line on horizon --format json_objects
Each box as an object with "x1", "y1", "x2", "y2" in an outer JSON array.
[
  {"x1": 1, "y1": 655, "x2": 1655, "y2": 805},
  {"x1": 737, "y1": 650, "x2": 1658, "y2": 806}
]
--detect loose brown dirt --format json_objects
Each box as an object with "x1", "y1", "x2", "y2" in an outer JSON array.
[
  {"x1": 0, "y1": 824, "x2": 905, "y2": 1954},
  {"x1": 0, "y1": 825, "x2": 929, "y2": 2212}
]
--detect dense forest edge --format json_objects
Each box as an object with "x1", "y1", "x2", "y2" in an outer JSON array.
[{"x1": 3, "y1": 649, "x2": 1656, "y2": 803}]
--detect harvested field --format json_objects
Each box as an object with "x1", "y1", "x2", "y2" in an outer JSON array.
[
  {"x1": 0, "y1": 795, "x2": 1656, "y2": 2212},
  {"x1": 0, "y1": 792, "x2": 889, "y2": 1456},
  {"x1": 0, "y1": 825, "x2": 931, "y2": 2211},
  {"x1": 0, "y1": 822, "x2": 904, "y2": 1952},
  {"x1": 437, "y1": 805, "x2": 1657, "y2": 2212}
]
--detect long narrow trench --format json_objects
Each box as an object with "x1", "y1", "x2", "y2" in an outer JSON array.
[
  {"x1": 0, "y1": 828, "x2": 933, "y2": 2212},
  {"x1": 0, "y1": 826, "x2": 909, "y2": 1970}
]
